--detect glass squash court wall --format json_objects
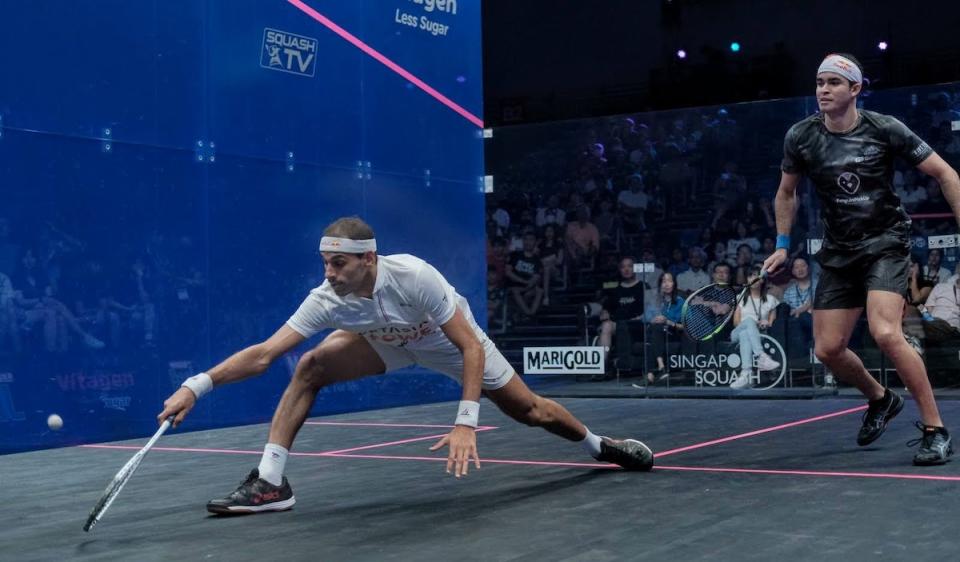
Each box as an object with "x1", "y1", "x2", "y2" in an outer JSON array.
[{"x1": 0, "y1": 0, "x2": 485, "y2": 453}]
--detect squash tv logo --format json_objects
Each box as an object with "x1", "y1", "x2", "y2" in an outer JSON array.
[{"x1": 261, "y1": 28, "x2": 317, "y2": 77}]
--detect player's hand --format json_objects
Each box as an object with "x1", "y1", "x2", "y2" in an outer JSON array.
[
  {"x1": 762, "y1": 248, "x2": 788, "y2": 276},
  {"x1": 429, "y1": 425, "x2": 480, "y2": 478},
  {"x1": 157, "y1": 387, "x2": 197, "y2": 428},
  {"x1": 652, "y1": 315, "x2": 666, "y2": 324}
]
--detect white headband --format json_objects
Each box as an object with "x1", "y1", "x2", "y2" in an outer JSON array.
[
  {"x1": 817, "y1": 54, "x2": 862, "y2": 84},
  {"x1": 319, "y1": 236, "x2": 377, "y2": 253}
]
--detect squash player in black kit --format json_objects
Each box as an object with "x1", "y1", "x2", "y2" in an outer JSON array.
[{"x1": 763, "y1": 53, "x2": 960, "y2": 465}]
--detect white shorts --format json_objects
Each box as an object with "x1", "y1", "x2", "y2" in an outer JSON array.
[{"x1": 366, "y1": 334, "x2": 515, "y2": 390}]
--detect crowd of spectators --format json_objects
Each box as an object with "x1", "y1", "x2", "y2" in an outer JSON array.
[{"x1": 486, "y1": 86, "x2": 960, "y2": 369}]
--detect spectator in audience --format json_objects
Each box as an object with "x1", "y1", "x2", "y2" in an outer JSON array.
[
  {"x1": 677, "y1": 248, "x2": 711, "y2": 295},
  {"x1": 659, "y1": 143, "x2": 696, "y2": 206},
  {"x1": 593, "y1": 197, "x2": 621, "y2": 250},
  {"x1": 487, "y1": 236, "x2": 508, "y2": 287},
  {"x1": 712, "y1": 161, "x2": 748, "y2": 201},
  {"x1": 644, "y1": 272, "x2": 685, "y2": 385},
  {"x1": 783, "y1": 257, "x2": 816, "y2": 349},
  {"x1": 487, "y1": 265, "x2": 506, "y2": 329},
  {"x1": 597, "y1": 256, "x2": 646, "y2": 364},
  {"x1": 708, "y1": 242, "x2": 733, "y2": 274},
  {"x1": 10, "y1": 251, "x2": 104, "y2": 352},
  {"x1": 729, "y1": 266, "x2": 781, "y2": 389},
  {"x1": 910, "y1": 254, "x2": 938, "y2": 305},
  {"x1": 922, "y1": 264, "x2": 960, "y2": 347},
  {"x1": 733, "y1": 243, "x2": 757, "y2": 286},
  {"x1": 505, "y1": 231, "x2": 543, "y2": 320},
  {"x1": 539, "y1": 224, "x2": 564, "y2": 306},
  {"x1": 666, "y1": 247, "x2": 687, "y2": 277},
  {"x1": 565, "y1": 206, "x2": 600, "y2": 270},
  {"x1": 490, "y1": 196, "x2": 511, "y2": 235},
  {"x1": 697, "y1": 226, "x2": 718, "y2": 252},
  {"x1": 924, "y1": 248, "x2": 951, "y2": 285},
  {"x1": 0, "y1": 272, "x2": 19, "y2": 352},
  {"x1": 617, "y1": 173, "x2": 649, "y2": 232},
  {"x1": 904, "y1": 254, "x2": 937, "y2": 354},
  {"x1": 726, "y1": 220, "x2": 762, "y2": 257},
  {"x1": 535, "y1": 194, "x2": 566, "y2": 229},
  {"x1": 712, "y1": 261, "x2": 733, "y2": 285},
  {"x1": 0, "y1": 218, "x2": 21, "y2": 277}
]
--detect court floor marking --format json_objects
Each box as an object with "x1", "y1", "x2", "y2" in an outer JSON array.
[
  {"x1": 79, "y1": 423, "x2": 498, "y2": 457},
  {"x1": 304, "y1": 422, "x2": 499, "y2": 430},
  {"x1": 325, "y1": 452, "x2": 960, "y2": 482},
  {"x1": 654, "y1": 405, "x2": 869, "y2": 458}
]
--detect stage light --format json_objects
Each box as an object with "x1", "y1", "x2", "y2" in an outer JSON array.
[
  {"x1": 878, "y1": 41, "x2": 888, "y2": 51},
  {"x1": 676, "y1": 49, "x2": 687, "y2": 59},
  {"x1": 730, "y1": 42, "x2": 741, "y2": 53}
]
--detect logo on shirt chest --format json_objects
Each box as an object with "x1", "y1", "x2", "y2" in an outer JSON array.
[{"x1": 837, "y1": 172, "x2": 861, "y2": 195}]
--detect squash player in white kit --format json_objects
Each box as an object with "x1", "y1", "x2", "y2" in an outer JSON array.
[{"x1": 158, "y1": 217, "x2": 654, "y2": 514}]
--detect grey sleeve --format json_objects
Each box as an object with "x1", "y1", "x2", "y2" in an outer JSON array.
[
  {"x1": 885, "y1": 116, "x2": 934, "y2": 166},
  {"x1": 286, "y1": 292, "x2": 332, "y2": 338}
]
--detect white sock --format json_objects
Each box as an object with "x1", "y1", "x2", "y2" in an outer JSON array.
[
  {"x1": 580, "y1": 427, "x2": 603, "y2": 458},
  {"x1": 257, "y1": 443, "x2": 288, "y2": 486}
]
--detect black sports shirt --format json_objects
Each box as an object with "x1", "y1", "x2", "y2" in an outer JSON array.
[{"x1": 781, "y1": 109, "x2": 934, "y2": 250}]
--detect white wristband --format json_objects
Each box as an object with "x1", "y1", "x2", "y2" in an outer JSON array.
[
  {"x1": 181, "y1": 372, "x2": 213, "y2": 399},
  {"x1": 454, "y1": 400, "x2": 480, "y2": 428}
]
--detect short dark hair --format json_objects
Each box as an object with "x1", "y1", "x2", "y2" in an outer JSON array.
[
  {"x1": 323, "y1": 216, "x2": 375, "y2": 240},
  {"x1": 323, "y1": 217, "x2": 376, "y2": 255},
  {"x1": 713, "y1": 262, "x2": 732, "y2": 273}
]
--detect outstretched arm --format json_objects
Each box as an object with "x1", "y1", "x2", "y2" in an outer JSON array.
[{"x1": 157, "y1": 324, "x2": 305, "y2": 426}]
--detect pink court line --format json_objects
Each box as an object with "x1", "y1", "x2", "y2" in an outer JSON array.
[
  {"x1": 331, "y1": 453, "x2": 960, "y2": 482},
  {"x1": 80, "y1": 427, "x2": 497, "y2": 457},
  {"x1": 322, "y1": 426, "x2": 497, "y2": 455},
  {"x1": 656, "y1": 465, "x2": 960, "y2": 483},
  {"x1": 655, "y1": 405, "x2": 868, "y2": 458},
  {"x1": 304, "y1": 421, "x2": 498, "y2": 430},
  {"x1": 78, "y1": 446, "x2": 960, "y2": 483},
  {"x1": 287, "y1": 0, "x2": 484, "y2": 128},
  {"x1": 328, "y1": 452, "x2": 619, "y2": 469}
]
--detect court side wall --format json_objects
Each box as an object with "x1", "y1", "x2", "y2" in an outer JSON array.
[{"x1": 0, "y1": 0, "x2": 485, "y2": 453}]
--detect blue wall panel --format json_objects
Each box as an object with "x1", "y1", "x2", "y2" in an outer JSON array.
[{"x1": 0, "y1": 0, "x2": 485, "y2": 453}]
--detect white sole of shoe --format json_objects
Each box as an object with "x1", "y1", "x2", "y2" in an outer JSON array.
[{"x1": 215, "y1": 496, "x2": 296, "y2": 513}]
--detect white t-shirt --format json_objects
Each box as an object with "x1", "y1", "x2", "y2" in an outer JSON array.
[
  {"x1": 287, "y1": 254, "x2": 483, "y2": 351},
  {"x1": 738, "y1": 294, "x2": 779, "y2": 324}
]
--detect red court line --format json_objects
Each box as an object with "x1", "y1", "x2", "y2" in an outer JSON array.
[
  {"x1": 656, "y1": 465, "x2": 960, "y2": 482},
  {"x1": 304, "y1": 421, "x2": 498, "y2": 430},
  {"x1": 287, "y1": 0, "x2": 484, "y2": 128},
  {"x1": 654, "y1": 405, "x2": 868, "y2": 458}
]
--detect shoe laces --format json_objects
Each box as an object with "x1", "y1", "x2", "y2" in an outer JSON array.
[{"x1": 906, "y1": 421, "x2": 938, "y2": 449}]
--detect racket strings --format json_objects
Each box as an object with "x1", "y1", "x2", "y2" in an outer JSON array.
[{"x1": 683, "y1": 285, "x2": 738, "y2": 340}]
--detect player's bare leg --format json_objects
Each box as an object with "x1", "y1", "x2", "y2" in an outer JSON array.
[
  {"x1": 485, "y1": 374, "x2": 653, "y2": 470},
  {"x1": 267, "y1": 330, "x2": 386, "y2": 447},
  {"x1": 813, "y1": 307, "x2": 884, "y2": 400},
  {"x1": 866, "y1": 291, "x2": 942, "y2": 427}
]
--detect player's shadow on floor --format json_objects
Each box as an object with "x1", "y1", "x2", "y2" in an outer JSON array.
[{"x1": 316, "y1": 470, "x2": 610, "y2": 541}]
